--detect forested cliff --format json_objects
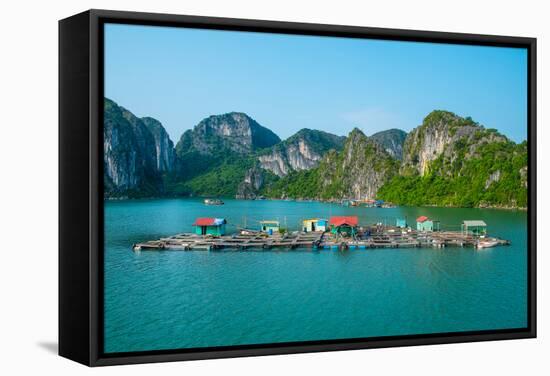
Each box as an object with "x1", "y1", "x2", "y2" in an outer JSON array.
[{"x1": 103, "y1": 98, "x2": 527, "y2": 208}]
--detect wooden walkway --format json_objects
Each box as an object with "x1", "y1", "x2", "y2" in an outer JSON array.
[
  {"x1": 135, "y1": 232, "x2": 325, "y2": 251},
  {"x1": 132, "y1": 227, "x2": 510, "y2": 252}
]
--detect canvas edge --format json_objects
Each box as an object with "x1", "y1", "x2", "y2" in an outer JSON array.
[{"x1": 59, "y1": 10, "x2": 93, "y2": 366}]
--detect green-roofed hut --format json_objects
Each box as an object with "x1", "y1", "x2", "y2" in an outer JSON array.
[{"x1": 461, "y1": 220, "x2": 487, "y2": 236}]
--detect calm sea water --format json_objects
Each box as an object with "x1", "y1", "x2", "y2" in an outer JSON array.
[{"x1": 104, "y1": 198, "x2": 527, "y2": 353}]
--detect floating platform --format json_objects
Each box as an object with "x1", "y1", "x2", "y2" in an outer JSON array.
[{"x1": 132, "y1": 227, "x2": 510, "y2": 252}]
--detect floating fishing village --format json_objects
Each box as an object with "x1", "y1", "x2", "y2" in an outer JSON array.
[{"x1": 132, "y1": 199, "x2": 510, "y2": 252}]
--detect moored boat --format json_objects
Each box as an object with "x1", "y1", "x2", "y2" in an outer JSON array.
[
  {"x1": 476, "y1": 239, "x2": 498, "y2": 249},
  {"x1": 204, "y1": 198, "x2": 224, "y2": 205},
  {"x1": 239, "y1": 228, "x2": 260, "y2": 236}
]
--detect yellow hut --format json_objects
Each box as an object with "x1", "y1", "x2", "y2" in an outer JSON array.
[{"x1": 302, "y1": 218, "x2": 328, "y2": 232}]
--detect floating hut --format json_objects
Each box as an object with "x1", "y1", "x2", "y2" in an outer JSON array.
[
  {"x1": 193, "y1": 217, "x2": 227, "y2": 236},
  {"x1": 302, "y1": 218, "x2": 328, "y2": 232},
  {"x1": 329, "y1": 216, "x2": 358, "y2": 237},
  {"x1": 396, "y1": 218, "x2": 407, "y2": 228},
  {"x1": 135, "y1": 216, "x2": 511, "y2": 251},
  {"x1": 260, "y1": 220, "x2": 280, "y2": 234},
  {"x1": 462, "y1": 220, "x2": 487, "y2": 236},
  {"x1": 416, "y1": 216, "x2": 440, "y2": 232}
]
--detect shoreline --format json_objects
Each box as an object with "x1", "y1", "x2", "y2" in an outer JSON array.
[{"x1": 104, "y1": 195, "x2": 527, "y2": 211}]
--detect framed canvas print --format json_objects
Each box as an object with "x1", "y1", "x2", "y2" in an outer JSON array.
[{"x1": 59, "y1": 9, "x2": 536, "y2": 366}]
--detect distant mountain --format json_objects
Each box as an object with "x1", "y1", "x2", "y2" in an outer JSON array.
[
  {"x1": 369, "y1": 128, "x2": 407, "y2": 160},
  {"x1": 258, "y1": 129, "x2": 345, "y2": 177},
  {"x1": 103, "y1": 99, "x2": 527, "y2": 208},
  {"x1": 236, "y1": 129, "x2": 345, "y2": 199},
  {"x1": 263, "y1": 128, "x2": 399, "y2": 200},
  {"x1": 378, "y1": 110, "x2": 527, "y2": 208},
  {"x1": 175, "y1": 112, "x2": 280, "y2": 157},
  {"x1": 172, "y1": 112, "x2": 281, "y2": 190},
  {"x1": 103, "y1": 98, "x2": 173, "y2": 197},
  {"x1": 400, "y1": 110, "x2": 506, "y2": 175},
  {"x1": 263, "y1": 111, "x2": 527, "y2": 208}
]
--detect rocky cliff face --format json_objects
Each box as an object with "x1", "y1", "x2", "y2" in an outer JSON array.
[
  {"x1": 378, "y1": 110, "x2": 528, "y2": 208},
  {"x1": 321, "y1": 128, "x2": 398, "y2": 199},
  {"x1": 236, "y1": 166, "x2": 265, "y2": 199},
  {"x1": 175, "y1": 112, "x2": 280, "y2": 157},
  {"x1": 103, "y1": 98, "x2": 172, "y2": 197},
  {"x1": 238, "y1": 129, "x2": 345, "y2": 198},
  {"x1": 103, "y1": 100, "x2": 527, "y2": 207},
  {"x1": 141, "y1": 117, "x2": 175, "y2": 172},
  {"x1": 173, "y1": 112, "x2": 281, "y2": 184},
  {"x1": 258, "y1": 139, "x2": 320, "y2": 177},
  {"x1": 401, "y1": 111, "x2": 507, "y2": 176},
  {"x1": 258, "y1": 129, "x2": 345, "y2": 177},
  {"x1": 369, "y1": 128, "x2": 407, "y2": 160},
  {"x1": 265, "y1": 128, "x2": 398, "y2": 200}
]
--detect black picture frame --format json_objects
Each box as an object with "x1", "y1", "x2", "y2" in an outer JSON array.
[{"x1": 59, "y1": 9, "x2": 537, "y2": 367}]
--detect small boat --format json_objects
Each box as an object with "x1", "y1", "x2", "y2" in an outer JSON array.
[
  {"x1": 239, "y1": 228, "x2": 260, "y2": 236},
  {"x1": 204, "y1": 198, "x2": 224, "y2": 205},
  {"x1": 476, "y1": 240, "x2": 498, "y2": 249}
]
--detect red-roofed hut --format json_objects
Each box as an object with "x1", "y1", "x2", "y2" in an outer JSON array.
[
  {"x1": 193, "y1": 217, "x2": 227, "y2": 236},
  {"x1": 416, "y1": 216, "x2": 439, "y2": 232},
  {"x1": 329, "y1": 216, "x2": 358, "y2": 237}
]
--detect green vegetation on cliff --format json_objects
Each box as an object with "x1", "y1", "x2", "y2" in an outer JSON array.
[
  {"x1": 168, "y1": 158, "x2": 255, "y2": 197},
  {"x1": 378, "y1": 142, "x2": 527, "y2": 208},
  {"x1": 104, "y1": 99, "x2": 528, "y2": 208},
  {"x1": 263, "y1": 129, "x2": 399, "y2": 200},
  {"x1": 378, "y1": 111, "x2": 527, "y2": 208},
  {"x1": 263, "y1": 167, "x2": 324, "y2": 199}
]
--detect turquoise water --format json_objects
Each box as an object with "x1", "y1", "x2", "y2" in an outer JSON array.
[{"x1": 104, "y1": 199, "x2": 527, "y2": 353}]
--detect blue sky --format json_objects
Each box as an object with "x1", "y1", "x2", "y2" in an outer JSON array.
[{"x1": 104, "y1": 23, "x2": 527, "y2": 143}]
